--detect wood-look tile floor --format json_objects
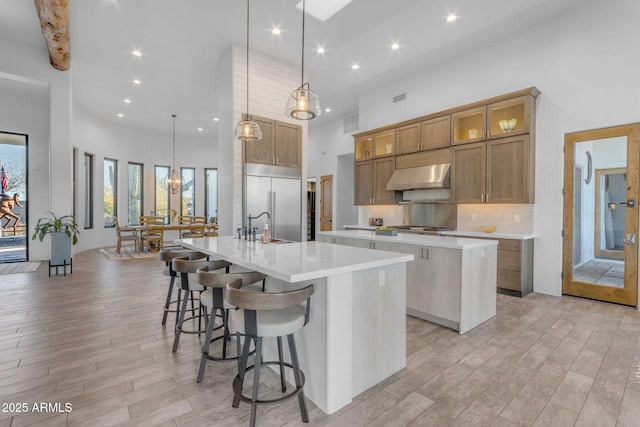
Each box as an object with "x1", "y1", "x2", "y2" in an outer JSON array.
[{"x1": 1, "y1": 249, "x2": 639, "y2": 426}]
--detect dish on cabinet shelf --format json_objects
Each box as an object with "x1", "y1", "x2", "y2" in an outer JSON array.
[
  {"x1": 480, "y1": 225, "x2": 497, "y2": 233},
  {"x1": 498, "y1": 119, "x2": 517, "y2": 133}
]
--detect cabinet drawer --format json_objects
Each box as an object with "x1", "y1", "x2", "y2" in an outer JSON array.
[
  {"x1": 497, "y1": 239, "x2": 521, "y2": 252},
  {"x1": 497, "y1": 250, "x2": 521, "y2": 271},
  {"x1": 497, "y1": 269, "x2": 521, "y2": 291}
]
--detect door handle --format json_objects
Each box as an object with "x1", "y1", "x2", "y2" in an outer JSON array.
[{"x1": 625, "y1": 234, "x2": 636, "y2": 245}]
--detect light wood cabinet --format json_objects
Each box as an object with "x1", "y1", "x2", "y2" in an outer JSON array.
[
  {"x1": 421, "y1": 116, "x2": 451, "y2": 150},
  {"x1": 396, "y1": 123, "x2": 421, "y2": 154},
  {"x1": 354, "y1": 158, "x2": 396, "y2": 205},
  {"x1": 245, "y1": 117, "x2": 275, "y2": 165},
  {"x1": 275, "y1": 122, "x2": 301, "y2": 168},
  {"x1": 452, "y1": 106, "x2": 486, "y2": 145},
  {"x1": 373, "y1": 129, "x2": 396, "y2": 158},
  {"x1": 354, "y1": 135, "x2": 373, "y2": 161},
  {"x1": 452, "y1": 135, "x2": 533, "y2": 203},
  {"x1": 354, "y1": 161, "x2": 373, "y2": 205},
  {"x1": 487, "y1": 95, "x2": 534, "y2": 139},
  {"x1": 244, "y1": 116, "x2": 302, "y2": 168}
]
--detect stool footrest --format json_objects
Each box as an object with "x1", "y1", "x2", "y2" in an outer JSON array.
[{"x1": 232, "y1": 361, "x2": 305, "y2": 406}]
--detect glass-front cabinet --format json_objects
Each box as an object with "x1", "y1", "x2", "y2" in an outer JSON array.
[
  {"x1": 373, "y1": 130, "x2": 396, "y2": 158},
  {"x1": 487, "y1": 95, "x2": 532, "y2": 139},
  {"x1": 354, "y1": 135, "x2": 373, "y2": 161},
  {"x1": 452, "y1": 106, "x2": 486, "y2": 145}
]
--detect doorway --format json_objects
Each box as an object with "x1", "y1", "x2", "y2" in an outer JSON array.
[
  {"x1": 563, "y1": 124, "x2": 640, "y2": 306},
  {"x1": 320, "y1": 175, "x2": 332, "y2": 231},
  {"x1": 0, "y1": 132, "x2": 28, "y2": 263}
]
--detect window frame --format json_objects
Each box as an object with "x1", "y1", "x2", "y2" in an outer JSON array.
[
  {"x1": 155, "y1": 165, "x2": 171, "y2": 224},
  {"x1": 84, "y1": 152, "x2": 94, "y2": 229},
  {"x1": 180, "y1": 167, "x2": 196, "y2": 217},
  {"x1": 127, "y1": 162, "x2": 144, "y2": 225},
  {"x1": 104, "y1": 158, "x2": 118, "y2": 228},
  {"x1": 204, "y1": 168, "x2": 218, "y2": 223}
]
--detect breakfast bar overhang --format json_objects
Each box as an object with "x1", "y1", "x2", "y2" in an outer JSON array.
[{"x1": 177, "y1": 236, "x2": 413, "y2": 414}]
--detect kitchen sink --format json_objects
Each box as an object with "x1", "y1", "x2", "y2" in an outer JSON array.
[{"x1": 268, "y1": 238, "x2": 292, "y2": 244}]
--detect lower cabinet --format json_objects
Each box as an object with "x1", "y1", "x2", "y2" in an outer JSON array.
[
  {"x1": 319, "y1": 235, "x2": 498, "y2": 334},
  {"x1": 496, "y1": 238, "x2": 533, "y2": 297}
]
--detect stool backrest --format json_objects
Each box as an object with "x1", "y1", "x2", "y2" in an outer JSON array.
[
  {"x1": 158, "y1": 250, "x2": 206, "y2": 263},
  {"x1": 226, "y1": 281, "x2": 314, "y2": 312},
  {"x1": 172, "y1": 256, "x2": 231, "y2": 275},
  {"x1": 196, "y1": 267, "x2": 265, "y2": 289}
]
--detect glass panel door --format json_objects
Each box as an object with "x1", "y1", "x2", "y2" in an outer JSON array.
[
  {"x1": 0, "y1": 132, "x2": 28, "y2": 262},
  {"x1": 563, "y1": 125, "x2": 640, "y2": 306}
]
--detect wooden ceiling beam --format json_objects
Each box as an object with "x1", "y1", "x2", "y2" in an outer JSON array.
[{"x1": 34, "y1": 0, "x2": 70, "y2": 71}]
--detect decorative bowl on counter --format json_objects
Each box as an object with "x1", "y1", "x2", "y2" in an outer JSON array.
[
  {"x1": 375, "y1": 227, "x2": 398, "y2": 236},
  {"x1": 480, "y1": 225, "x2": 497, "y2": 233},
  {"x1": 498, "y1": 118, "x2": 517, "y2": 133}
]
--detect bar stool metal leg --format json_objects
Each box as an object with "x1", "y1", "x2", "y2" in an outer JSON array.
[
  {"x1": 161, "y1": 275, "x2": 175, "y2": 325},
  {"x1": 288, "y1": 333, "x2": 309, "y2": 422},
  {"x1": 277, "y1": 336, "x2": 286, "y2": 393},
  {"x1": 249, "y1": 337, "x2": 263, "y2": 427},
  {"x1": 172, "y1": 294, "x2": 190, "y2": 353}
]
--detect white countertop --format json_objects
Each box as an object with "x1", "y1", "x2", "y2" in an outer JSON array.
[
  {"x1": 318, "y1": 230, "x2": 497, "y2": 250},
  {"x1": 175, "y1": 236, "x2": 413, "y2": 283},
  {"x1": 442, "y1": 230, "x2": 537, "y2": 240},
  {"x1": 344, "y1": 224, "x2": 376, "y2": 230}
]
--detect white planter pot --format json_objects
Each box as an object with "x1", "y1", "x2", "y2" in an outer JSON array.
[{"x1": 50, "y1": 231, "x2": 72, "y2": 266}]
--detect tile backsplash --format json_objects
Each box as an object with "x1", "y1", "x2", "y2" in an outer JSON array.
[
  {"x1": 457, "y1": 204, "x2": 533, "y2": 234},
  {"x1": 358, "y1": 205, "x2": 404, "y2": 227}
]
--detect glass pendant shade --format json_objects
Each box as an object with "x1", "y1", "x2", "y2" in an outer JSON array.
[
  {"x1": 285, "y1": 83, "x2": 321, "y2": 120},
  {"x1": 167, "y1": 169, "x2": 181, "y2": 195},
  {"x1": 235, "y1": 115, "x2": 262, "y2": 141}
]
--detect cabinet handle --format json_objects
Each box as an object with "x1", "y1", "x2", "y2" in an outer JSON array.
[
  {"x1": 481, "y1": 194, "x2": 484, "y2": 203},
  {"x1": 331, "y1": 238, "x2": 336, "y2": 244},
  {"x1": 486, "y1": 194, "x2": 489, "y2": 203},
  {"x1": 421, "y1": 248, "x2": 429, "y2": 259},
  {"x1": 370, "y1": 242, "x2": 376, "y2": 249}
]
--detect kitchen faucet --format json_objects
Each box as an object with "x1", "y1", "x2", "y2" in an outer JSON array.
[{"x1": 247, "y1": 211, "x2": 271, "y2": 239}]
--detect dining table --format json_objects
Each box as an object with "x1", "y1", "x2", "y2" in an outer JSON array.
[{"x1": 119, "y1": 222, "x2": 218, "y2": 251}]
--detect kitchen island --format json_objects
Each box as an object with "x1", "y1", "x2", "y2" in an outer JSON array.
[
  {"x1": 176, "y1": 236, "x2": 413, "y2": 414},
  {"x1": 317, "y1": 230, "x2": 498, "y2": 334}
]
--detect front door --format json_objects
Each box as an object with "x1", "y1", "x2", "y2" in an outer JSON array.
[
  {"x1": 563, "y1": 124, "x2": 640, "y2": 306},
  {"x1": 0, "y1": 132, "x2": 28, "y2": 263},
  {"x1": 320, "y1": 175, "x2": 332, "y2": 231}
]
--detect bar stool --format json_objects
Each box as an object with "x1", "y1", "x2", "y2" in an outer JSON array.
[
  {"x1": 195, "y1": 268, "x2": 266, "y2": 383},
  {"x1": 226, "y1": 280, "x2": 314, "y2": 427},
  {"x1": 159, "y1": 250, "x2": 207, "y2": 326},
  {"x1": 171, "y1": 256, "x2": 231, "y2": 353}
]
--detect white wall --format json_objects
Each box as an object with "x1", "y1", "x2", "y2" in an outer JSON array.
[{"x1": 308, "y1": 0, "x2": 640, "y2": 296}]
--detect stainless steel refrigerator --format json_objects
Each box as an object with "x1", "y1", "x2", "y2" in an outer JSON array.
[{"x1": 245, "y1": 166, "x2": 301, "y2": 242}]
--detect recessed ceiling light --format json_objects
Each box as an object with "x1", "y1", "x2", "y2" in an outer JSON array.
[
  {"x1": 124, "y1": 98, "x2": 131, "y2": 104},
  {"x1": 197, "y1": 127, "x2": 204, "y2": 132},
  {"x1": 213, "y1": 117, "x2": 219, "y2": 122},
  {"x1": 132, "y1": 79, "x2": 141, "y2": 85},
  {"x1": 446, "y1": 13, "x2": 457, "y2": 22},
  {"x1": 317, "y1": 47, "x2": 325, "y2": 54},
  {"x1": 325, "y1": 108, "x2": 331, "y2": 113},
  {"x1": 131, "y1": 50, "x2": 142, "y2": 57},
  {"x1": 352, "y1": 63, "x2": 360, "y2": 70},
  {"x1": 117, "y1": 113, "x2": 124, "y2": 118},
  {"x1": 391, "y1": 43, "x2": 400, "y2": 50},
  {"x1": 272, "y1": 27, "x2": 281, "y2": 35}
]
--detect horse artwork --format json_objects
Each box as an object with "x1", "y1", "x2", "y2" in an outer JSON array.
[{"x1": 0, "y1": 193, "x2": 23, "y2": 232}]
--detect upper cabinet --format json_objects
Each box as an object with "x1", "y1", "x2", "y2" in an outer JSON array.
[
  {"x1": 244, "y1": 116, "x2": 302, "y2": 169},
  {"x1": 487, "y1": 95, "x2": 534, "y2": 139},
  {"x1": 396, "y1": 116, "x2": 451, "y2": 155},
  {"x1": 452, "y1": 106, "x2": 486, "y2": 145},
  {"x1": 353, "y1": 87, "x2": 540, "y2": 205}
]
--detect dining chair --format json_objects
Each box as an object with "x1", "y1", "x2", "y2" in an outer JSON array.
[
  {"x1": 140, "y1": 216, "x2": 165, "y2": 252},
  {"x1": 114, "y1": 217, "x2": 138, "y2": 254}
]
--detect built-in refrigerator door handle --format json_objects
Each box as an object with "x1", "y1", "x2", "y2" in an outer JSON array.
[{"x1": 271, "y1": 191, "x2": 277, "y2": 237}]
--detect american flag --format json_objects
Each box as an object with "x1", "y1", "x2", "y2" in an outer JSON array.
[{"x1": 1, "y1": 165, "x2": 8, "y2": 194}]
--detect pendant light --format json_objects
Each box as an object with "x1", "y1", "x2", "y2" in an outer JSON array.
[
  {"x1": 166, "y1": 114, "x2": 181, "y2": 194},
  {"x1": 285, "y1": 0, "x2": 321, "y2": 120},
  {"x1": 235, "y1": 0, "x2": 262, "y2": 141}
]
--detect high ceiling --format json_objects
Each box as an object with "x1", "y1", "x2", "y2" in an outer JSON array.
[{"x1": 0, "y1": 0, "x2": 587, "y2": 137}]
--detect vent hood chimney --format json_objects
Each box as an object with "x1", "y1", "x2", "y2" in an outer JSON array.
[{"x1": 386, "y1": 163, "x2": 451, "y2": 191}]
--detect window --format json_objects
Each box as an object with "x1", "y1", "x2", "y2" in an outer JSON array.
[
  {"x1": 84, "y1": 153, "x2": 94, "y2": 229},
  {"x1": 205, "y1": 168, "x2": 218, "y2": 223},
  {"x1": 104, "y1": 158, "x2": 117, "y2": 227},
  {"x1": 155, "y1": 165, "x2": 170, "y2": 223},
  {"x1": 180, "y1": 167, "x2": 195, "y2": 216},
  {"x1": 128, "y1": 162, "x2": 143, "y2": 225}
]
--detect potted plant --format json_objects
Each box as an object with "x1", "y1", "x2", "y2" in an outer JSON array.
[{"x1": 32, "y1": 212, "x2": 80, "y2": 275}]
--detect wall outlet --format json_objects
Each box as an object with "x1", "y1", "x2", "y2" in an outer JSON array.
[
  {"x1": 378, "y1": 269, "x2": 385, "y2": 286},
  {"x1": 514, "y1": 215, "x2": 520, "y2": 223},
  {"x1": 471, "y1": 214, "x2": 477, "y2": 221}
]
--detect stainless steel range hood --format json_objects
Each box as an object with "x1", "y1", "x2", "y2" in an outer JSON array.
[{"x1": 386, "y1": 163, "x2": 450, "y2": 191}]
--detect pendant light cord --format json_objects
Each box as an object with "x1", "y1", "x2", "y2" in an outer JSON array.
[
  {"x1": 246, "y1": 0, "x2": 250, "y2": 119},
  {"x1": 171, "y1": 114, "x2": 176, "y2": 169},
  {"x1": 301, "y1": 0, "x2": 305, "y2": 88}
]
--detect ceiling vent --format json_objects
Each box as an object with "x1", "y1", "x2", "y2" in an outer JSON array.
[
  {"x1": 393, "y1": 93, "x2": 406, "y2": 103},
  {"x1": 343, "y1": 112, "x2": 359, "y2": 134}
]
